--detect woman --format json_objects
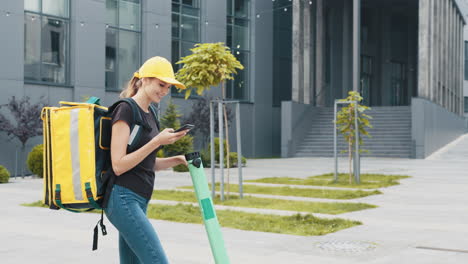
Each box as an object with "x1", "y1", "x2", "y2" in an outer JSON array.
[{"x1": 105, "y1": 56, "x2": 189, "y2": 263}]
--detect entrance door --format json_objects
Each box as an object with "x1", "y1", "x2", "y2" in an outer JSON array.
[{"x1": 390, "y1": 61, "x2": 407, "y2": 106}]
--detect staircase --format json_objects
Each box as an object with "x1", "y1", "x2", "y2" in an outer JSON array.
[{"x1": 294, "y1": 106, "x2": 413, "y2": 158}]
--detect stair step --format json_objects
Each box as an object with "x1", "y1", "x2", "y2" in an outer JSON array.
[{"x1": 294, "y1": 107, "x2": 413, "y2": 158}]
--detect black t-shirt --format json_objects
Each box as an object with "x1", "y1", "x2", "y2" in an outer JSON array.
[{"x1": 111, "y1": 102, "x2": 159, "y2": 200}]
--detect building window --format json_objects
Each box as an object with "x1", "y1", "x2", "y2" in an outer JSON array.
[
  {"x1": 105, "y1": 0, "x2": 142, "y2": 91},
  {"x1": 272, "y1": 0, "x2": 292, "y2": 107},
  {"x1": 465, "y1": 41, "x2": 468, "y2": 81},
  {"x1": 226, "y1": 0, "x2": 250, "y2": 101},
  {"x1": 171, "y1": 0, "x2": 201, "y2": 95},
  {"x1": 24, "y1": 0, "x2": 70, "y2": 85},
  {"x1": 464, "y1": 97, "x2": 468, "y2": 113}
]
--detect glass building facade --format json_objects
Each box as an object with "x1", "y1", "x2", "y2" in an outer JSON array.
[
  {"x1": 226, "y1": 0, "x2": 251, "y2": 101},
  {"x1": 105, "y1": 0, "x2": 142, "y2": 91},
  {"x1": 24, "y1": 0, "x2": 70, "y2": 85}
]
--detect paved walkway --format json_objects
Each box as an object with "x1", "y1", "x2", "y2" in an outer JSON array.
[{"x1": 1, "y1": 134, "x2": 468, "y2": 263}]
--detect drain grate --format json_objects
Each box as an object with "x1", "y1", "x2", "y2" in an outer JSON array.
[
  {"x1": 315, "y1": 241, "x2": 377, "y2": 253},
  {"x1": 416, "y1": 246, "x2": 468, "y2": 254}
]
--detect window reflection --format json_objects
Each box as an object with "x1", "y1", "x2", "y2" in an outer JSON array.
[
  {"x1": 105, "y1": 0, "x2": 141, "y2": 91},
  {"x1": 226, "y1": 0, "x2": 250, "y2": 101},
  {"x1": 171, "y1": 0, "x2": 201, "y2": 96},
  {"x1": 24, "y1": 0, "x2": 69, "y2": 84}
]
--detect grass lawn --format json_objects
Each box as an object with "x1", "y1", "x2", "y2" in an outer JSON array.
[
  {"x1": 152, "y1": 190, "x2": 377, "y2": 215},
  {"x1": 246, "y1": 173, "x2": 411, "y2": 189},
  {"x1": 149, "y1": 203, "x2": 362, "y2": 236},
  {"x1": 179, "y1": 183, "x2": 382, "y2": 199},
  {"x1": 22, "y1": 201, "x2": 361, "y2": 236}
]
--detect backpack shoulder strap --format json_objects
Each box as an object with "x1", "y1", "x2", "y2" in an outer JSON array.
[
  {"x1": 107, "y1": 98, "x2": 147, "y2": 129},
  {"x1": 148, "y1": 103, "x2": 161, "y2": 131},
  {"x1": 107, "y1": 98, "x2": 147, "y2": 152}
]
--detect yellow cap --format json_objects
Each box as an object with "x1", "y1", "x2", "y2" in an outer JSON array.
[{"x1": 133, "y1": 56, "x2": 186, "y2": 89}]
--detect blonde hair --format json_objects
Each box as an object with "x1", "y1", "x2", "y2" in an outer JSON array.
[{"x1": 120, "y1": 76, "x2": 142, "y2": 98}]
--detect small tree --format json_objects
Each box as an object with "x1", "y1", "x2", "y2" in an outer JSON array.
[
  {"x1": 160, "y1": 100, "x2": 194, "y2": 172},
  {"x1": 0, "y1": 96, "x2": 46, "y2": 177},
  {"x1": 175, "y1": 42, "x2": 243, "y2": 199},
  {"x1": 336, "y1": 91, "x2": 372, "y2": 184},
  {"x1": 182, "y1": 96, "x2": 233, "y2": 147}
]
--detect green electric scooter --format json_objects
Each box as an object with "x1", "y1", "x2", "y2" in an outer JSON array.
[{"x1": 185, "y1": 152, "x2": 230, "y2": 264}]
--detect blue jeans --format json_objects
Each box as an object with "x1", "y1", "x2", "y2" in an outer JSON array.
[{"x1": 105, "y1": 184, "x2": 169, "y2": 264}]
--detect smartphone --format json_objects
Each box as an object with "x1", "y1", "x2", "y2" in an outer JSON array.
[{"x1": 174, "y1": 124, "x2": 195, "y2": 133}]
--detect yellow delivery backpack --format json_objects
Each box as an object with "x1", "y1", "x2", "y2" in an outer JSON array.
[{"x1": 41, "y1": 97, "x2": 160, "y2": 250}]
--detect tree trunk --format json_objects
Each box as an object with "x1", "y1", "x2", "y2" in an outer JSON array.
[
  {"x1": 348, "y1": 108, "x2": 353, "y2": 184},
  {"x1": 221, "y1": 81, "x2": 231, "y2": 199},
  {"x1": 223, "y1": 104, "x2": 230, "y2": 199},
  {"x1": 348, "y1": 141, "x2": 352, "y2": 184},
  {"x1": 21, "y1": 143, "x2": 26, "y2": 179}
]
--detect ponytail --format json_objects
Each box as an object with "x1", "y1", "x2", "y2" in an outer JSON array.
[{"x1": 120, "y1": 76, "x2": 142, "y2": 98}]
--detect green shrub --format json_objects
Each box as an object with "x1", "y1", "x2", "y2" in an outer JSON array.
[
  {"x1": 200, "y1": 148, "x2": 211, "y2": 167},
  {"x1": 228, "y1": 152, "x2": 247, "y2": 167},
  {"x1": 0, "y1": 165, "x2": 10, "y2": 183},
  {"x1": 201, "y1": 138, "x2": 246, "y2": 168},
  {"x1": 173, "y1": 164, "x2": 189, "y2": 172},
  {"x1": 156, "y1": 149, "x2": 165, "y2": 158},
  {"x1": 27, "y1": 144, "x2": 43, "y2": 178},
  {"x1": 160, "y1": 100, "x2": 193, "y2": 173}
]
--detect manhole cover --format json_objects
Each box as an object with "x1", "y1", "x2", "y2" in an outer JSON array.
[{"x1": 315, "y1": 241, "x2": 377, "y2": 253}]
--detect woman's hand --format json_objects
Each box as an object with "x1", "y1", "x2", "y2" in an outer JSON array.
[
  {"x1": 177, "y1": 155, "x2": 188, "y2": 166},
  {"x1": 154, "y1": 155, "x2": 188, "y2": 171},
  {"x1": 153, "y1": 128, "x2": 187, "y2": 146}
]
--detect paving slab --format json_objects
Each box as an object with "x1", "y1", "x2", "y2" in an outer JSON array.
[{"x1": 1, "y1": 134, "x2": 468, "y2": 263}]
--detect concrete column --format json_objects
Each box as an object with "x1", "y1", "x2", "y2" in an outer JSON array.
[
  {"x1": 458, "y1": 17, "x2": 462, "y2": 115},
  {"x1": 418, "y1": 0, "x2": 430, "y2": 99},
  {"x1": 204, "y1": 0, "x2": 226, "y2": 43},
  {"x1": 448, "y1": 1, "x2": 452, "y2": 111},
  {"x1": 352, "y1": 0, "x2": 360, "y2": 93},
  {"x1": 342, "y1": 0, "x2": 352, "y2": 98},
  {"x1": 202, "y1": 0, "x2": 227, "y2": 100},
  {"x1": 434, "y1": 0, "x2": 439, "y2": 104},
  {"x1": 448, "y1": 0, "x2": 452, "y2": 109},
  {"x1": 144, "y1": 0, "x2": 171, "y2": 60},
  {"x1": 458, "y1": 17, "x2": 460, "y2": 115},
  {"x1": 436, "y1": 1, "x2": 443, "y2": 105},
  {"x1": 428, "y1": 0, "x2": 434, "y2": 102},
  {"x1": 454, "y1": 4, "x2": 458, "y2": 114},
  {"x1": 444, "y1": 0, "x2": 452, "y2": 110},
  {"x1": 0, "y1": 0, "x2": 25, "y2": 174},
  {"x1": 292, "y1": 0, "x2": 304, "y2": 103},
  {"x1": 303, "y1": 3, "x2": 311, "y2": 104},
  {"x1": 452, "y1": 10, "x2": 456, "y2": 113},
  {"x1": 460, "y1": 18, "x2": 464, "y2": 115},
  {"x1": 440, "y1": 0, "x2": 444, "y2": 107},
  {"x1": 72, "y1": 0, "x2": 107, "y2": 101},
  {"x1": 449, "y1": 1, "x2": 456, "y2": 112},
  {"x1": 443, "y1": 0, "x2": 448, "y2": 108},
  {"x1": 315, "y1": 0, "x2": 324, "y2": 106}
]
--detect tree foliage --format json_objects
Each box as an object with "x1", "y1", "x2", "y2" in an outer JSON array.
[
  {"x1": 174, "y1": 42, "x2": 244, "y2": 99},
  {"x1": 0, "y1": 96, "x2": 45, "y2": 147},
  {"x1": 336, "y1": 91, "x2": 372, "y2": 183},
  {"x1": 0, "y1": 96, "x2": 45, "y2": 177},
  {"x1": 182, "y1": 96, "x2": 233, "y2": 145}
]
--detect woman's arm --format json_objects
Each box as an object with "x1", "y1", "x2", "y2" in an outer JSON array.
[
  {"x1": 154, "y1": 155, "x2": 187, "y2": 171},
  {"x1": 111, "y1": 120, "x2": 186, "y2": 176}
]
